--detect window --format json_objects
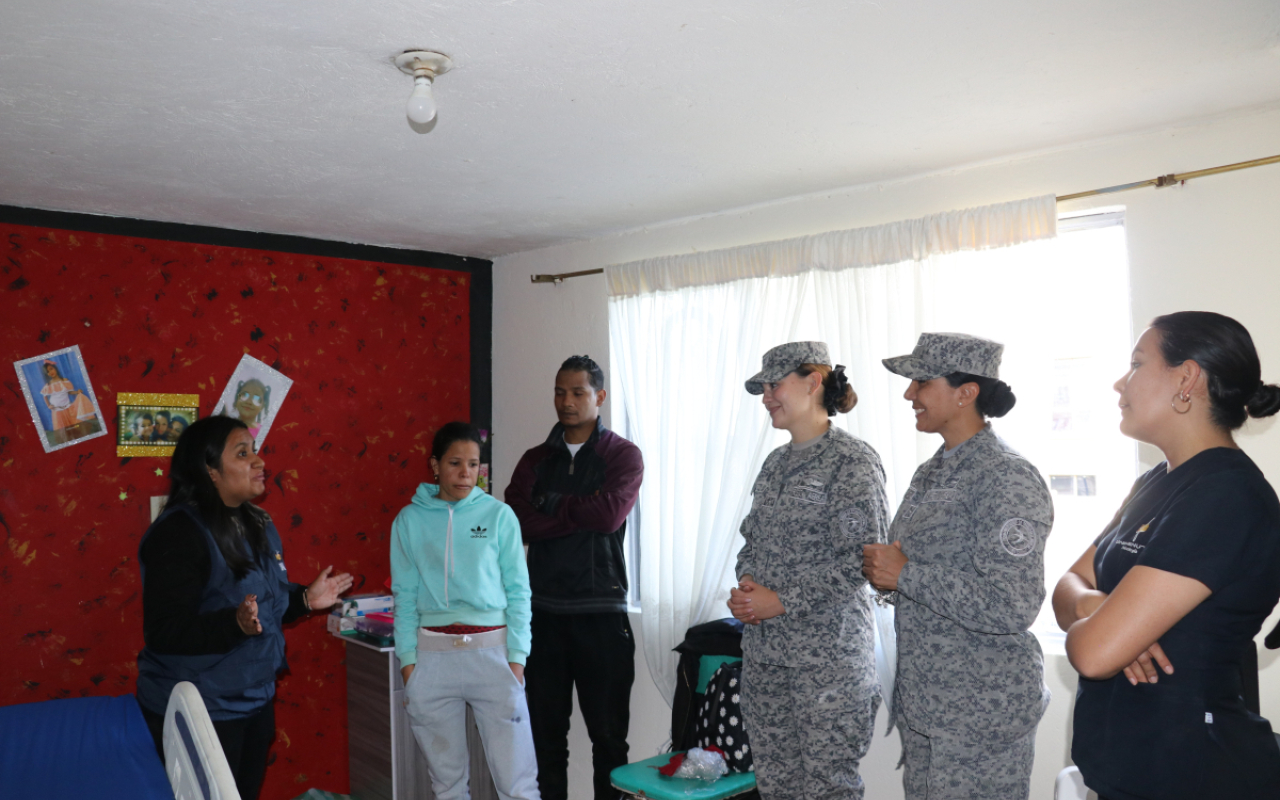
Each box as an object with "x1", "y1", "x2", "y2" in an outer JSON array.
[
  {"x1": 865, "y1": 209, "x2": 1136, "y2": 644},
  {"x1": 610, "y1": 203, "x2": 1133, "y2": 692},
  {"x1": 1050, "y1": 475, "x2": 1097, "y2": 497}
]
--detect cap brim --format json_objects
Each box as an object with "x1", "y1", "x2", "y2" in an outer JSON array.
[
  {"x1": 881, "y1": 355, "x2": 946, "y2": 381},
  {"x1": 744, "y1": 368, "x2": 792, "y2": 395}
]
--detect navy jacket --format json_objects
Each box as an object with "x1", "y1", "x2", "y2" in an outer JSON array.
[{"x1": 136, "y1": 504, "x2": 297, "y2": 720}]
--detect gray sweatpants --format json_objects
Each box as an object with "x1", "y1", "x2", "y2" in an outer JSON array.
[
  {"x1": 404, "y1": 629, "x2": 541, "y2": 800},
  {"x1": 900, "y1": 725, "x2": 1036, "y2": 800},
  {"x1": 741, "y1": 658, "x2": 878, "y2": 800}
]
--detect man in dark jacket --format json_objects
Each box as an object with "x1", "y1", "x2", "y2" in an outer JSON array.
[{"x1": 505, "y1": 355, "x2": 644, "y2": 800}]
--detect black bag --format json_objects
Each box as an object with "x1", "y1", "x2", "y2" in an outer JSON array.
[
  {"x1": 671, "y1": 618, "x2": 744, "y2": 752},
  {"x1": 692, "y1": 661, "x2": 753, "y2": 774}
]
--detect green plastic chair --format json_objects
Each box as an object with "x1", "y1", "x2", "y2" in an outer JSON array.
[{"x1": 610, "y1": 752, "x2": 757, "y2": 800}]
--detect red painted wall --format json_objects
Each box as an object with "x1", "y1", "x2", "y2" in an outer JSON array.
[{"x1": 1, "y1": 221, "x2": 474, "y2": 798}]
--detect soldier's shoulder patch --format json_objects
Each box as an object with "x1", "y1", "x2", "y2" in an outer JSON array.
[
  {"x1": 838, "y1": 506, "x2": 867, "y2": 537},
  {"x1": 999, "y1": 517, "x2": 1037, "y2": 557}
]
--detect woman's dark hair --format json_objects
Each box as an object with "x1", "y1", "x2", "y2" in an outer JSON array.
[
  {"x1": 165, "y1": 415, "x2": 268, "y2": 580},
  {"x1": 795, "y1": 363, "x2": 857, "y2": 416},
  {"x1": 431, "y1": 421, "x2": 484, "y2": 461},
  {"x1": 1150, "y1": 311, "x2": 1280, "y2": 430},
  {"x1": 559, "y1": 355, "x2": 606, "y2": 392},
  {"x1": 945, "y1": 373, "x2": 1017, "y2": 418}
]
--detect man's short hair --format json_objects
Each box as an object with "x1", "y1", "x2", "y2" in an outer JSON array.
[{"x1": 559, "y1": 355, "x2": 605, "y2": 392}]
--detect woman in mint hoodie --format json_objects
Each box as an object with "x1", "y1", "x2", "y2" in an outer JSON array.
[{"x1": 392, "y1": 421, "x2": 539, "y2": 800}]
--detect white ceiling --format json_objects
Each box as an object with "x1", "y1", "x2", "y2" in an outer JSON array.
[{"x1": 1, "y1": 1, "x2": 1278, "y2": 258}]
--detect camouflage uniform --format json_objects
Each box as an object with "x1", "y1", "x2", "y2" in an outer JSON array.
[
  {"x1": 882, "y1": 333, "x2": 1053, "y2": 800},
  {"x1": 737, "y1": 342, "x2": 889, "y2": 800}
]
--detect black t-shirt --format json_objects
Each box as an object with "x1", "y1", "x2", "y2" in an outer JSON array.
[{"x1": 1074, "y1": 447, "x2": 1280, "y2": 800}]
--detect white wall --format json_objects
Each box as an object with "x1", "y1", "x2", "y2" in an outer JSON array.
[{"x1": 491, "y1": 103, "x2": 1280, "y2": 799}]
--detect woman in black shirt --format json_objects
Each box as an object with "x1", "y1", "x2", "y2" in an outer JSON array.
[
  {"x1": 1052, "y1": 311, "x2": 1280, "y2": 800},
  {"x1": 137, "y1": 416, "x2": 352, "y2": 800}
]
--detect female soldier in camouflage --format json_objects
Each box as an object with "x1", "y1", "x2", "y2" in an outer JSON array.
[
  {"x1": 864, "y1": 332, "x2": 1053, "y2": 800},
  {"x1": 728, "y1": 341, "x2": 889, "y2": 800}
]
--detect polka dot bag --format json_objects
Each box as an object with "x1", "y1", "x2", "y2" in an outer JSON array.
[{"x1": 693, "y1": 662, "x2": 753, "y2": 773}]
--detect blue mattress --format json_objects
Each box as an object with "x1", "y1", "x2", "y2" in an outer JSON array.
[{"x1": 0, "y1": 694, "x2": 173, "y2": 800}]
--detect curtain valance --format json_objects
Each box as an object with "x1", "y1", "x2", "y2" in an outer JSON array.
[{"x1": 606, "y1": 194, "x2": 1057, "y2": 298}]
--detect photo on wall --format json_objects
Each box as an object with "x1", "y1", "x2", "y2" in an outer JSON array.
[
  {"x1": 212, "y1": 355, "x2": 293, "y2": 445},
  {"x1": 14, "y1": 345, "x2": 108, "y2": 453},
  {"x1": 116, "y1": 393, "x2": 200, "y2": 457}
]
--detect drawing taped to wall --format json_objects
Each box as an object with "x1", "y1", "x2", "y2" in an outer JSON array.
[
  {"x1": 14, "y1": 345, "x2": 108, "y2": 453},
  {"x1": 212, "y1": 355, "x2": 293, "y2": 445}
]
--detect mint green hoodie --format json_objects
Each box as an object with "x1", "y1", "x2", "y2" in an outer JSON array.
[{"x1": 391, "y1": 484, "x2": 531, "y2": 666}]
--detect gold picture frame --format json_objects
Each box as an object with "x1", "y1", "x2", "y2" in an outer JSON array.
[{"x1": 116, "y1": 393, "x2": 199, "y2": 457}]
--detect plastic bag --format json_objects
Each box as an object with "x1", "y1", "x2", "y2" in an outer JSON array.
[
  {"x1": 868, "y1": 582, "x2": 897, "y2": 732},
  {"x1": 672, "y1": 747, "x2": 729, "y2": 780}
]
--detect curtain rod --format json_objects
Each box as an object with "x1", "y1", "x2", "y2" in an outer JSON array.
[{"x1": 530, "y1": 152, "x2": 1280, "y2": 284}]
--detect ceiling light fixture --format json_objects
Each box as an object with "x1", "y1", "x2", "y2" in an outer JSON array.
[{"x1": 394, "y1": 50, "x2": 453, "y2": 125}]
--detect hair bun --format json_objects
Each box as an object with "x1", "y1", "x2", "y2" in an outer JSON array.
[
  {"x1": 984, "y1": 380, "x2": 1017, "y2": 418},
  {"x1": 823, "y1": 365, "x2": 856, "y2": 416},
  {"x1": 1246, "y1": 382, "x2": 1280, "y2": 419}
]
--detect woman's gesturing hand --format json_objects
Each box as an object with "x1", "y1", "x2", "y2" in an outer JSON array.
[
  {"x1": 306, "y1": 565, "x2": 355, "y2": 611},
  {"x1": 237, "y1": 594, "x2": 263, "y2": 635}
]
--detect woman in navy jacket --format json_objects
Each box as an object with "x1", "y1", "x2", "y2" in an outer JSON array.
[{"x1": 136, "y1": 416, "x2": 352, "y2": 800}]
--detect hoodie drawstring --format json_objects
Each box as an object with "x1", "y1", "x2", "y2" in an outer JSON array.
[{"x1": 443, "y1": 504, "x2": 454, "y2": 607}]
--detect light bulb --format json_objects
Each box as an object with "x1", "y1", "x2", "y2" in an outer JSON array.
[{"x1": 406, "y1": 75, "x2": 437, "y2": 124}]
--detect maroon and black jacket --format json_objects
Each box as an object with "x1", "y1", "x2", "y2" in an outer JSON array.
[{"x1": 505, "y1": 419, "x2": 643, "y2": 614}]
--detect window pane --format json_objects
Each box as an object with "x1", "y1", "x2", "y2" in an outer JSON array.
[
  {"x1": 1050, "y1": 475, "x2": 1076, "y2": 496},
  {"x1": 905, "y1": 217, "x2": 1137, "y2": 637}
]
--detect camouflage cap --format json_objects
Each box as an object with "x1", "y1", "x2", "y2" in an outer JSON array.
[
  {"x1": 745, "y1": 341, "x2": 832, "y2": 395},
  {"x1": 882, "y1": 332, "x2": 1003, "y2": 380}
]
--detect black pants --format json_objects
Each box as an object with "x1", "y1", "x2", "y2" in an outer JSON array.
[
  {"x1": 140, "y1": 698, "x2": 275, "y2": 800},
  {"x1": 526, "y1": 610, "x2": 635, "y2": 800}
]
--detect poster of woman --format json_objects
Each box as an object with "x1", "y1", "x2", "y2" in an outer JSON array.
[
  {"x1": 14, "y1": 345, "x2": 108, "y2": 453},
  {"x1": 211, "y1": 354, "x2": 293, "y2": 445}
]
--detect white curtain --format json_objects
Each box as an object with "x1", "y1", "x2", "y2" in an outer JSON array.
[{"x1": 607, "y1": 196, "x2": 1058, "y2": 704}]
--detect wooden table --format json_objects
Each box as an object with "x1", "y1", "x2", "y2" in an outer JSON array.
[{"x1": 338, "y1": 633, "x2": 497, "y2": 800}]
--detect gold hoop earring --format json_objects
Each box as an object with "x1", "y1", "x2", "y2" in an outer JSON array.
[{"x1": 1171, "y1": 392, "x2": 1192, "y2": 414}]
